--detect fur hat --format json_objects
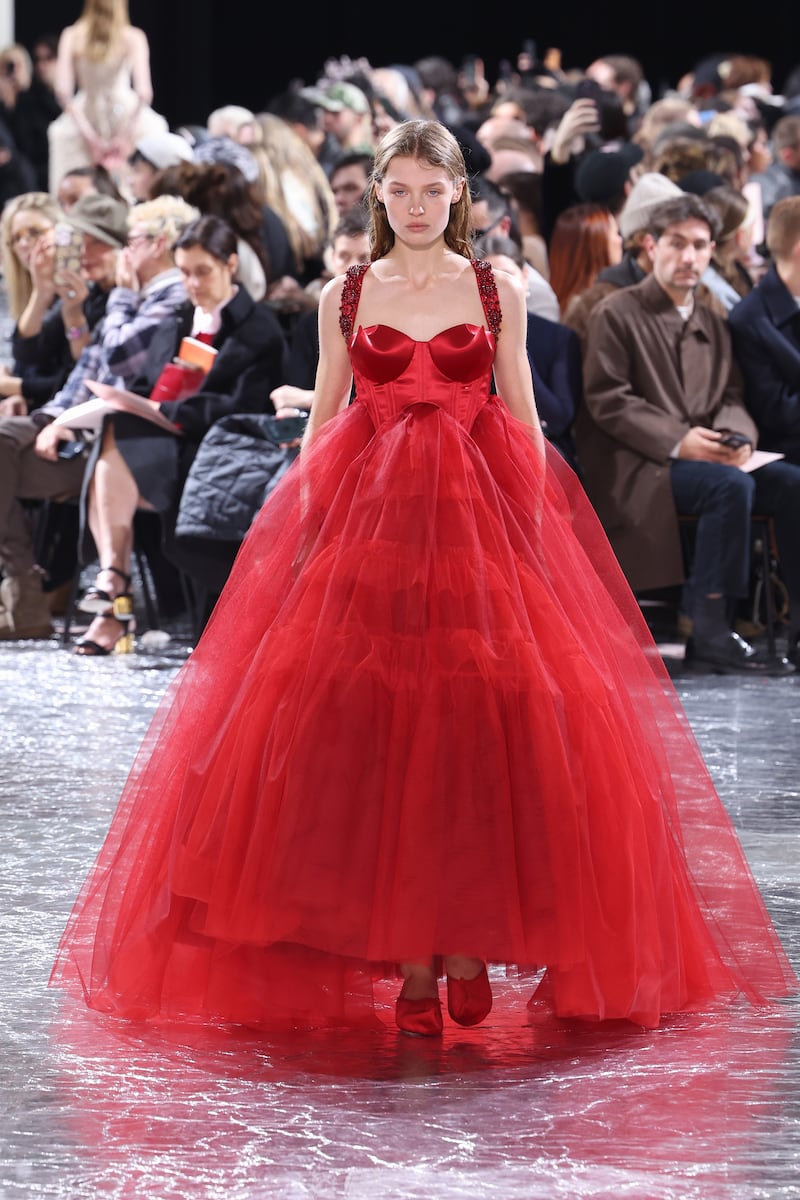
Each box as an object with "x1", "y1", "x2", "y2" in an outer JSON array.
[{"x1": 617, "y1": 172, "x2": 682, "y2": 238}]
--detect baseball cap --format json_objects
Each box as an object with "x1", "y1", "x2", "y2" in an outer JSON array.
[
  {"x1": 133, "y1": 131, "x2": 194, "y2": 171},
  {"x1": 617, "y1": 171, "x2": 683, "y2": 238},
  {"x1": 66, "y1": 193, "x2": 129, "y2": 247},
  {"x1": 299, "y1": 81, "x2": 371, "y2": 116},
  {"x1": 574, "y1": 143, "x2": 644, "y2": 205}
]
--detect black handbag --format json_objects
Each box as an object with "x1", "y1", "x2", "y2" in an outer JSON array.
[{"x1": 174, "y1": 412, "x2": 303, "y2": 545}]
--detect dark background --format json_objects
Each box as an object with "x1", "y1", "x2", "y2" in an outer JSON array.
[{"x1": 14, "y1": 1, "x2": 800, "y2": 131}]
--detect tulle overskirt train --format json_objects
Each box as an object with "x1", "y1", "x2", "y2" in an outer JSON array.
[{"x1": 50, "y1": 396, "x2": 797, "y2": 1030}]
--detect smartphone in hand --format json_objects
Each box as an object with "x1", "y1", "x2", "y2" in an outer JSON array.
[{"x1": 53, "y1": 222, "x2": 83, "y2": 285}]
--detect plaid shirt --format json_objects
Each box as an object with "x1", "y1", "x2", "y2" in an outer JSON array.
[{"x1": 41, "y1": 269, "x2": 188, "y2": 419}]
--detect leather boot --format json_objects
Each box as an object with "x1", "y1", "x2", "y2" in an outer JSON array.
[{"x1": 0, "y1": 570, "x2": 54, "y2": 639}]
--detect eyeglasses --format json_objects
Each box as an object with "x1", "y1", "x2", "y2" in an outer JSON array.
[
  {"x1": 471, "y1": 216, "x2": 504, "y2": 239},
  {"x1": 10, "y1": 226, "x2": 50, "y2": 247},
  {"x1": 126, "y1": 233, "x2": 154, "y2": 247}
]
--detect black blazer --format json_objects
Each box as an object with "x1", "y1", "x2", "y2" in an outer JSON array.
[
  {"x1": 729, "y1": 263, "x2": 800, "y2": 462},
  {"x1": 158, "y1": 285, "x2": 288, "y2": 439}
]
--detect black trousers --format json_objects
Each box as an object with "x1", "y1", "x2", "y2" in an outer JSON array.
[{"x1": 670, "y1": 458, "x2": 800, "y2": 608}]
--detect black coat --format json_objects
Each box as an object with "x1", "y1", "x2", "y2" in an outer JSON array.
[
  {"x1": 83, "y1": 286, "x2": 288, "y2": 560},
  {"x1": 729, "y1": 264, "x2": 800, "y2": 463},
  {"x1": 12, "y1": 284, "x2": 109, "y2": 409}
]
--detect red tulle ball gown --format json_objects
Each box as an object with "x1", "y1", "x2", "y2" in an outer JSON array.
[{"x1": 50, "y1": 262, "x2": 796, "y2": 1031}]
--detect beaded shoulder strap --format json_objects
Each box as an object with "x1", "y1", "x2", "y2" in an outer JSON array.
[
  {"x1": 339, "y1": 262, "x2": 370, "y2": 341},
  {"x1": 472, "y1": 258, "x2": 502, "y2": 338}
]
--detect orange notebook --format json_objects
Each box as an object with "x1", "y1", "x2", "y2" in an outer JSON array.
[{"x1": 177, "y1": 336, "x2": 218, "y2": 371}]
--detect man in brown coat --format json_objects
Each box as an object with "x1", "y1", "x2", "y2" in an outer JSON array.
[{"x1": 576, "y1": 193, "x2": 800, "y2": 674}]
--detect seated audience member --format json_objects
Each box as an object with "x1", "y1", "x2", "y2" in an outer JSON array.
[
  {"x1": 0, "y1": 191, "x2": 70, "y2": 416},
  {"x1": 271, "y1": 207, "x2": 371, "y2": 412},
  {"x1": 547, "y1": 201, "x2": 623, "y2": 319},
  {"x1": 572, "y1": 144, "x2": 644, "y2": 216},
  {"x1": 0, "y1": 194, "x2": 132, "y2": 639},
  {"x1": 575, "y1": 193, "x2": 800, "y2": 674},
  {"x1": 255, "y1": 112, "x2": 338, "y2": 280},
  {"x1": 492, "y1": 168, "x2": 548, "y2": 283},
  {"x1": 151, "y1": 154, "x2": 295, "y2": 302},
  {"x1": 475, "y1": 232, "x2": 583, "y2": 473},
  {"x1": 328, "y1": 150, "x2": 374, "y2": 216},
  {"x1": 55, "y1": 162, "x2": 125, "y2": 211},
  {"x1": 0, "y1": 39, "x2": 61, "y2": 191},
  {"x1": 75, "y1": 215, "x2": 288, "y2": 655},
  {"x1": 729, "y1": 196, "x2": 800, "y2": 465},
  {"x1": 749, "y1": 114, "x2": 800, "y2": 223},
  {"x1": 700, "y1": 182, "x2": 759, "y2": 311},
  {"x1": 563, "y1": 171, "x2": 728, "y2": 352},
  {"x1": 470, "y1": 173, "x2": 560, "y2": 321},
  {"x1": 125, "y1": 131, "x2": 193, "y2": 202}
]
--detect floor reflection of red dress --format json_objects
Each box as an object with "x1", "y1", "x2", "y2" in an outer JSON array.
[
  {"x1": 49, "y1": 995, "x2": 796, "y2": 1197},
  {"x1": 50, "y1": 262, "x2": 796, "y2": 1032}
]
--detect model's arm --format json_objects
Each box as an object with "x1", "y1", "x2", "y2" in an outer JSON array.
[
  {"x1": 491, "y1": 270, "x2": 544, "y2": 441},
  {"x1": 54, "y1": 26, "x2": 101, "y2": 150},
  {"x1": 302, "y1": 276, "x2": 355, "y2": 448},
  {"x1": 127, "y1": 27, "x2": 154, "y2": 108}
]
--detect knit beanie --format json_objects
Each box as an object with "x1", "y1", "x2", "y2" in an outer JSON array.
[{"x1": 617, "y1": 172, "x2": 683, "y2": 239}]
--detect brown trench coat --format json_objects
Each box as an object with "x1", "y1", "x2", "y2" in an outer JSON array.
[{"x1": 574, "y1": 273, "x2": 758, "y2": 592}]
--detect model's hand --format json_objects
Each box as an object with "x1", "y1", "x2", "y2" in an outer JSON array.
[{"x1": 34, "y1": 422, "x2": 74, "y2": 462}]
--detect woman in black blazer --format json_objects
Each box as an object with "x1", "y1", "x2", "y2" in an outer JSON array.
[{"x1": 74, "y1": 215, "x2": 287, "y2": 654}]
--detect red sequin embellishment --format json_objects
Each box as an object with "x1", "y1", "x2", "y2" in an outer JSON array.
[{"x1": 339, "y1": 263, "x2": 369, "y2": 341}]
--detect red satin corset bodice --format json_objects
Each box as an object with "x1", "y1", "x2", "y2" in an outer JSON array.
[
  {"x1": 349, "y1": 323, "x2": 496, "y2": 428},
  {"x1": 342, "y1": 261, "x2": 500, "y2": 430}
]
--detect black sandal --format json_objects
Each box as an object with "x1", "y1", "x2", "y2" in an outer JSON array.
[
  {"x1": 74, "y1": 611, "x2": 136, "y2": 656},
  {"x1": 78, "y1": 566, "x2": 132, "y2": 616}
]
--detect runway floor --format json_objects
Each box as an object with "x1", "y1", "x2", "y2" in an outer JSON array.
[{"x1": 2, "y1": 604, "x2": 799, "y2": 1200}]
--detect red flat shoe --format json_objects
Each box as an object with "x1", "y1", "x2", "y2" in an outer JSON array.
[
  {"x1": 446, "y1": 965, "x2": 492, "y2": 1027},
  {"x1": 395, "y1": 995, "x2": 444, "y2": 1037}
]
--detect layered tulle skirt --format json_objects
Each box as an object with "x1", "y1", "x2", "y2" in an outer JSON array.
[{"x1": 50, "y1": 396, "x2": 796, "y2": 1029}]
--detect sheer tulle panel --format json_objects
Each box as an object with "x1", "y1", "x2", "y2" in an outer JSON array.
[{"x1": 50, "y1": 399, "x2": 796, "y2": 1032}]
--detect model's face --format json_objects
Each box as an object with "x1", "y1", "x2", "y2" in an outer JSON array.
[
  {"x1": 8, "y1": 209, "x2": 54, "y2": 269},
  {"x1": 649, "y1": 218, "x2": 714, "y2": 296},
  {"x1": 175, "y1": 244, "x2": 236, "y2": 310},
  {"x1": 375, "y1": 156, "x2": 464, "y2": 245}
]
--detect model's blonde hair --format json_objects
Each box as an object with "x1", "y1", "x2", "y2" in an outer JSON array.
[
  {"x1": 368, "y1": 120, "x2": 473, "y2": 260},
  {"x1": 77, "y1": 0, "x2": 130, "y2": 62},
  {"x1": 1, "y1": 192, "x2": 64, "y2": 318}
]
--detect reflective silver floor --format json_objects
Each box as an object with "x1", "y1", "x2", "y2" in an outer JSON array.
[{"x1": 2, "y1": 615, "x2": 799, "y2": 1200}]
